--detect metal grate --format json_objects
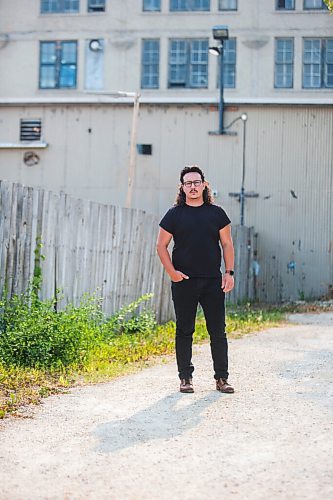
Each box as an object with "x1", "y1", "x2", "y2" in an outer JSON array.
[{"x1": 20, "y1": 119, "x2": 42, "y2": 142}]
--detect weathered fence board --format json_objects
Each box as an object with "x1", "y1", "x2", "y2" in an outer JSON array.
[
  {"x1": 227, "y1": 224, "x2": 256, "y2": 305},
  {"x1": 0, "y1": 181, "x2": 255, "y2": 322}
]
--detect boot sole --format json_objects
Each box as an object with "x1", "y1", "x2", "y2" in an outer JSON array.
[{"x1": 216, "y1": 387, "x2": 234, "y2": 393}]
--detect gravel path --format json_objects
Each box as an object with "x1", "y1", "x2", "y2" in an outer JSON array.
[{"x1": 1, "y1": 313, "x2": 333, "y2": 500}]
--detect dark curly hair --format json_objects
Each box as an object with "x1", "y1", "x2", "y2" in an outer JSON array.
[{"x1": 174, "y1": 165, "x2": 215, "y2": 206}]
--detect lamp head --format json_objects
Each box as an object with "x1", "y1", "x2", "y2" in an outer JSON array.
[
  {"x1": 89, "y1": 39, "x2": 103, "y2": 52},
  {"x1": 241, "y1": 113, "x2": 248, "y2": 122},
  {"x1": 212, "y1": 25, "x2": 229, "y2": 41},
  {"x1": 209, "y1": 46, "x2": 221, "y2": 56}
]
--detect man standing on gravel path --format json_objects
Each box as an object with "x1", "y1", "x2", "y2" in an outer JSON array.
[{"x1": 157, "y1": 165, "x2": 235, "y2": 394}]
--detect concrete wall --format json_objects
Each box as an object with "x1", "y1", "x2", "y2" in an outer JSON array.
[{"x1": 0, "y1": 0, "x2": 332, "y2": 100}]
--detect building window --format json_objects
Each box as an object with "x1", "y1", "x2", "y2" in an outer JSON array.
[
  {"x1": 41, "y1": 0, "x2": 79, "y2": 13},
  {"x1": 275, "y1": 38, "x2": 294, "y2": 88},
  {"x1": 143, "y1": 0, "x2": 161, "y2": 10},
  {"x1": 218, "y1": 0, "x2": 237, "y2": 10},
  {"x1": 303, "y1": 0, "x2": 328, "y2": 8},
  {"x1": 39, "y1": 41, "x2": 77, "y2": 89},
  {"x1": 169, "y1": 39, "x2": 208, "y2": 88},
  {"x1": 88, "y1": 0, "x2": 105, "y2": 12},
  {"x1": 276, "y1": 0, "x2": 295, "y2": 9},
  {"x1": 170, "y1": 0, "x2": 210, "y2": 11},
  {"x1": 217, "y1": 39, "x2": 236, "y2": 88},
  {"x1": 141, "y1": 40, "x2": 160, "y2": 89},
  {"x1": 20, "y1": 119, "x2": 42, "y2": 141},
  {"x1": 303, "y1": 39, "x2": 333, "y2": 88}
]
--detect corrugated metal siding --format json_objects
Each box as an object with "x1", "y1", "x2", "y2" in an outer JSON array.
[
  {"x1": 0, "y1": 103, "x2": 332, "y2": 302},
  {"x1": 242, "y1": 106, "x2": 333, "y2": 302}
]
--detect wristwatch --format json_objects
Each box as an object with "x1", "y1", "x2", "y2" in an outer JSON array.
[{"x1": 225, "y1": 270, "x2": 235, "y2": 276}]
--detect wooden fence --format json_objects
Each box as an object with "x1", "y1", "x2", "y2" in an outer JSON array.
[{"x1": 0, "y1": 181, "x2": 255, "y2": 323}]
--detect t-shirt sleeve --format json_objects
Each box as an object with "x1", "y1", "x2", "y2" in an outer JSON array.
[
  {"x1": 159, "y1": 208, "x2": 176, "y2": 234},
  {"x1": 218, "y1": 207, "x2": 231, "y2": 230}
]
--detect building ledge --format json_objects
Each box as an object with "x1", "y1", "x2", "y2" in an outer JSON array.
[
  {"x1": 0, "y1": 96, "x2": 333, "y2": 106},
  {"x1": 0, "y1": 142, "x2": 48, "y2": 149}
]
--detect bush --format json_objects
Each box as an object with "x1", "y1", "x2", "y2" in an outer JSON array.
[
  {"x1": 101, "y1": 294, "x2": 156, "y2": 338},
  {"x1": 0, "y1": 290, "x2": 156, "y2": 369}
]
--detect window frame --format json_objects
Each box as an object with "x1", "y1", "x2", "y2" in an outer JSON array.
[
  {"x1": 216, "y1": 38, "x2": 237, "y2": 89},
  {"x1": 141, "y1": 39, "x2": 160, "y2": 89},
  {"x1": 218, "y1": 0, "x2": 237, "y2": 11},
  {"x1": 275, "y1": 0, "x2": 295, "y2": 10},
  {"x1": 302, "y1": 38, "x2": 333, "y2": 89},
  {"x1": 40, "y1": 0, "x2": 80, "y2": 14},
  {"x1": 169, "y1": 0, "x2": 210, "y2": 12},
  {"x1": 143, "y1": 0, "x2": 161, "y2": 11},
  {"x1": 303, "y1": 0, "x2": 328, "y2": 9},
  {"x1": 168, "y1": 38, "x2": 209, "y2": 89},
  {"x1": 274, "y1": 38, "x2": 294, "y2": 89},
  {"x1": 39, "y1": 40, "x2": 78, "y2": 89}
]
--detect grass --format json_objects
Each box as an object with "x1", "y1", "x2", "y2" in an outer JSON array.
[{"x1": 0, "y1": 303, "x2": 285, "y2": 419}]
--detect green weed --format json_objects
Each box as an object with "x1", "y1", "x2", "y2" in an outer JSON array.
[{"x1": 0, "y1": 289, "x2": 285, "y2": 418}]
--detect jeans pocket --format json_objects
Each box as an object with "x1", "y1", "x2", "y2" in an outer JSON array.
[{"x1": 171, "y1": 278, "x2": 190, "y2": 285}]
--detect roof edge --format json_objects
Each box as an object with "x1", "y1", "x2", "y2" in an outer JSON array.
[{"x1": 0, "y1": 96, "x2": 333, "y2": 106}]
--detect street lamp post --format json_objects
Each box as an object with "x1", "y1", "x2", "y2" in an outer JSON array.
[
  {"x1": 218, "y1": 41, "x2": 225, "y2": 134},
  {"x1": 240, "y1": 112, "x2": 247, "y2": 226},
  {"x1": 208, "y1": 27, "x2": 258, "y2": 224},
  {"x1": 209, "y1": 25, "x2": 229, "y2": 135},
  {"x1": 228, "y1": 113, "x2": 259, "y2": 226}
]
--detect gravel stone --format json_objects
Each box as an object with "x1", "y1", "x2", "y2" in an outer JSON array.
[{"x1": 1, "y1": 313, "x2": 332, "y2": 500}]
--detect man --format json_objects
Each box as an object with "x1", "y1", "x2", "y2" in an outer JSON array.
[{"x1": 156, "y1": 165, "x2": 235, "y2": 394}]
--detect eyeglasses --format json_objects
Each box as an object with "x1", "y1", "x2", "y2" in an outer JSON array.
[{"x1": 183, "y1": 180, "x2": 202, "y2": 188}]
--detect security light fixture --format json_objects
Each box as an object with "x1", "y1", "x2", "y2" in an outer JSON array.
[
  {"x1": 209, "y1": 46, "x2": 221, "y2": 56},
  {"x1": 89, "y1": 39, "x2": 103, "y2": 52},
  {"x1": 212, "y1": 25, "x2": 229, "y2": 41}
]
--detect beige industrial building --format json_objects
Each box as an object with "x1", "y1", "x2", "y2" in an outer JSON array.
[{"x1": 0, "y1": 0, "x2": 332, "y2": 302}]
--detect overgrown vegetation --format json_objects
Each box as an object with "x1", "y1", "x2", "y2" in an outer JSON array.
[
  {"x1": 0, "y1": 287, "x2": 287, "y2": 419},
  {"x1": 0, "y1": 290, "x2": 155, "y2": 369}
]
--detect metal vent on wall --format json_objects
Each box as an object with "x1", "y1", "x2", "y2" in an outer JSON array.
[
  {"x1": 137, "y1": 144, "x2": 152, "y2": 155},
  {"x1": 20, "y1": 119, "x2": 42, "y2": 141}
]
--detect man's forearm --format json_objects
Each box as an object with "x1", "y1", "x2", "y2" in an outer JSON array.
[
  {"x1": 157, "y1": 245, "x2": 176, "y2": 278},
  {"x1": 222, "y1": 242, "x2": 235, "y2": 271}
]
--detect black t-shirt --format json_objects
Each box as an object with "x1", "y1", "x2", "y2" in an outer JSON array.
[{"x1": 159, "y1": 203, "x2": 231, "y2": 278}]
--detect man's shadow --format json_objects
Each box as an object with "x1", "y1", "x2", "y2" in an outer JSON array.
[{"x1": 94, "y1": 390, "x2": 221, "y2": 454}]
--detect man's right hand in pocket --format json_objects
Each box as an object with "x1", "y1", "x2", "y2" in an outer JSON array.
[{"x1": 170, "y1": 271, "x2": 189, "y2": 282}]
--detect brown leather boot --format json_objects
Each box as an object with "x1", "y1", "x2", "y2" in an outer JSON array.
[
  {"x1": 216, "y1": 378, "x2": 234, "y2": 393},
  {"x1": 180, "y1": 378, "x2": 194, "y2": 393}
]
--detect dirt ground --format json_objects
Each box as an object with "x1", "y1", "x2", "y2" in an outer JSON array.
[{"x1": 1, "y1": 312, "x2": 332, "y2": 500}]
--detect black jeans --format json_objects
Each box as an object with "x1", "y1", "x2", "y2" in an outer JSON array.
[{"x1": 171, "y1": 277, "x2": 228, "y2": 381}]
